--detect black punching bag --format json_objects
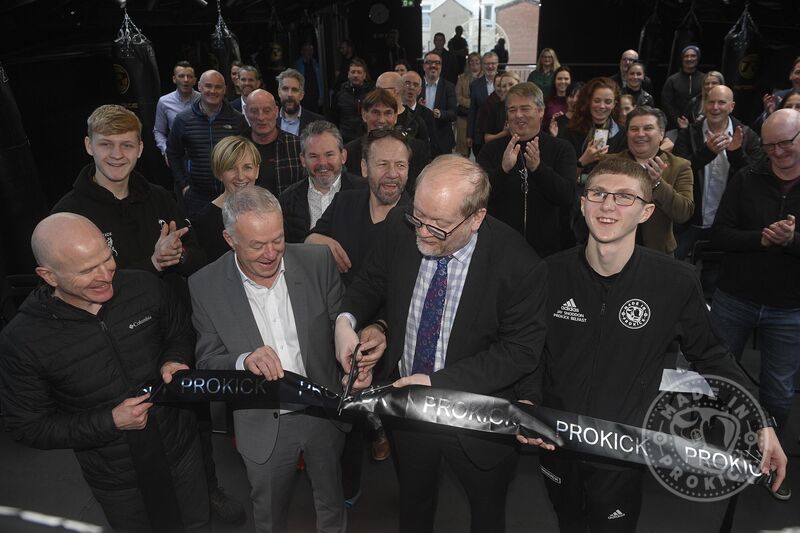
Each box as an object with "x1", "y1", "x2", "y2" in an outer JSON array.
[
  {"x1": 111, "y1": 10, "x2": 166, "y2": 188},
  {"x1": 211, "y1": 0, "x2": 241, "y2": 99},
  {"x1": 0, "y1": 62, "x2": 47, "y2": 275},
  {"x1": 721, "y1": 7, "x2": 763, "y2": 124},
  {"x1": 668, "y1": 5, "x2": 702, "y2": 75},
  {"x1": 638, "y1": 1, "x2": 664, "y2": 82}
]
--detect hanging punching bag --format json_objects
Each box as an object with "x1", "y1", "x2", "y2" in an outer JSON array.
[
  {"x1": 111, "y1": 9, "x2": 167, "y2": 189},
  {"x1": 721, "y1": 6, "x2": 763, "y2": 124},
  {"x1": 211, "y1": 0, "x2": 241, "y2": 99},
  {"x1": 638, "y1": 1, "x2": 664, "y2": 84},
  {"x1": 668, "y1": 4, "x2": 702, "y2": 75},
  {"x1": 0, "y1": 62, "x2": 47, "y2": 276}
]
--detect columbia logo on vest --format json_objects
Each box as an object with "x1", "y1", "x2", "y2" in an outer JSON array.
[{"x1": 129, "y1": 316, "x2": 153, "y2": 330}]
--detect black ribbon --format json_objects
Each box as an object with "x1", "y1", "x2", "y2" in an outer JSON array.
[{"x1": 150, "y1": 370, "x2": 769, "y2": 487}]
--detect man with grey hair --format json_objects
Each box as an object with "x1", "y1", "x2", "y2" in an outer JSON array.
[
  {"x1": 709, "y1": 108, "x2": 800, "y2": 500},
  {"x1": 0, "y1": 213, "x2": 209, "y2": 531},
  {"x1": 279, "y1": 120, "x2": 366, "y2": 243},
  {"x1": 478, "y1": 82, "x2": 577, "y2": 257},
  {"x1": 189, "y1": 186, "x2": 373, "y2": 531},
  {"x1": 334, "y1": 155, "x2": 547, "y2": 532},
  {"x1": 276, "y1": 68, "x2": 324, "y2": 136}
]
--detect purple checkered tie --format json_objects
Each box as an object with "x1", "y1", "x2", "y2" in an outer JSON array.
[{"x1": 412, "y1": 256, "x2": 452, "y2": 374}]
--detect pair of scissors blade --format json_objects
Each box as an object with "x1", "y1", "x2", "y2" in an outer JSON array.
[{"x1": 337, "y1": 343, "x2": 361, "y2": 415}]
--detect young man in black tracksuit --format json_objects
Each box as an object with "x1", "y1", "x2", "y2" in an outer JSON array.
[{"x1": 517, "y1": 158, "x2": 787, "y2": 532}]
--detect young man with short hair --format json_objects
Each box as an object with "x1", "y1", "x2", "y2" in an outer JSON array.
[{"x1": 518, "y1": 158, "x2": 787, "y2": 532}]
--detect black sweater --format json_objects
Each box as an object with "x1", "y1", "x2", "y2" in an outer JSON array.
[
  {"x1": 478, "y1": 131, "x2": 577, "y2": 257},
  {"x1": 52, "y1": 164, "x2": 205, "y2": 276},
  {"x1": 711, "y1": 158, "x2": 800, "y2": 308}
]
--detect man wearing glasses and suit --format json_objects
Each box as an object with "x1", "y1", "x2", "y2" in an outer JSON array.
[{"x1": 334, "y1": 155, "x2": 548, "y2": 533}]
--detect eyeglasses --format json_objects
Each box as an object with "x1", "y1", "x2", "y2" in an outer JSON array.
[
  {"x1": 584, "y1": 188, "x2": 648, "y2": 206},
  {"x1": 761, "y1": 129, "x2": 800, "y2": 153},
  {"x1": 424, "y1": 60, "x2": 441, "y2": 66},
  {"x1": 405, "y1": 211, "x2": 474, "y2": 240}
]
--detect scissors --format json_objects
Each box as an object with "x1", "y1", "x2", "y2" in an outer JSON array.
[{"x1": 337, "y1": 343, "x2": 361, "y2": 415}]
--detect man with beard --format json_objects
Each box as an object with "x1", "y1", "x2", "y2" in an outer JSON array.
[
  {"x1": 244, "y1": 89, "x2": 304, "y2": 196},
  {"x1": 306, "y1": 127, "x2": 410, "y2": 286},
  {"x1": 167, "y1": 69, "x2": 248, "y2": 216},
  {"x1": 477, "y1": 82, "x2": 577, "y2": 257},
  {"x1": 279, "y1": 120, "x2": 366, "y2": 243},
  {"x1": 154, "y1": 61, "x2": 199, "y2": 160},
  {"x1": 661, "y1": 45, "x2": 705, "y2": 130},
  {"x1": 276, "y1": 68, "x2": 324, "y2": 137},
  {"x1": 421, "y1": 50, "x2": 458, "y2": 157},
  {"x1": 333, "y1": 155, "x2": 547, "y2": 533},
  {"x1": 343, "y1": 88, "x2": 430, "y2": 192},
  {"x1": 468, "y1": 51, "x2": 500, "y2": 157}
]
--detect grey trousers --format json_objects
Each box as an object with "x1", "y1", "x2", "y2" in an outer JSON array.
[{"x1": 241, "y1": 411, "x2": 347, "y2": 533}]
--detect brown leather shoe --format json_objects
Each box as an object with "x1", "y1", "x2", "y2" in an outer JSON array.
[{"x1": 371, "y1": 428, "x2": 391, "y2": 461}]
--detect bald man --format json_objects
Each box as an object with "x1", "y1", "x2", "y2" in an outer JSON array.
[
  {"x1": 167, "y1": 69, "x2": 248, "y2": 217},
  {"x1": 0, "y1": 213, "x2": 209, "y2": 530},
  {"x1": 710, "y1": 109, "x2": 800, "y2": 501},
  {"x1": 673, "y1": 84, "x2": 762, "y2": 259},
  {"x1": 335, "y1": 156, "x2": 547, "y2": 532},
  {"x1": 244, "y1": 89, "x2": 304, "y2": 195},
  {"x1": 376, "y1": 71, "x2": 429, "y2": 144},
  {"x1": 610, "y1": 49, "x2": 653, "y2": 93}
]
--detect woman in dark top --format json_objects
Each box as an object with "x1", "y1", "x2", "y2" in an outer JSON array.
[
  {"x1": 191, "y1": 136, "x2": 261, "y2": 262},
  {"x1": 527, "y1": 48, "x2": 560, "y2": 99},
  {"x1": 544, "y1": 66, "x2": 572, "y2": 129},
  {"x1": 549, "y1": 81, "x2": 584, "y2": 139},
  {"x1": 482, "y1": 71, "x2": 521, "y2": 145},
  {"x1": 621, "y1": 61, "x2": 655, "y2": 107},
  {"x1": 560, "y1": 77, "x2": 626, "y2": 182}
]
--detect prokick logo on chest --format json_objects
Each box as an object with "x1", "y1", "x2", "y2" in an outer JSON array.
[
  {"x1": 619, "y1": 298, "x2": 650, "y2": 329},
  {"x1": 553, "y1": 298, "x2": 586, "y2": 323},
  {"x1": 642, "y1": 374, "x2": 768, "y2": 502}
]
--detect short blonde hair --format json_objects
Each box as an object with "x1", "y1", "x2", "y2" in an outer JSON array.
[
  {"x1": 87, "y1": 104, "x2": 142, "y2": 141},
  {"x1": 211, "y1": 136, "x2": 262, "y2": 180}
]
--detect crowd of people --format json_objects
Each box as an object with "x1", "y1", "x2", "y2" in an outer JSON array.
[{"x1": 1, "y1": 30, "x2": 800, "y2": 533}]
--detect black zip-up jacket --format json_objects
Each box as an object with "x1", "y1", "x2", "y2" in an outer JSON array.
[
  {"x1": 52, "y1": 164, "x2": 205, "y2": 276},
  {"x1": 517, "y1": 245, "x2": 758, "y2": 427},
  {"x1": 673, "y1": 117, "x2": 762, "y2": 228},
  {"x1": 478, "y1": 131, "x2": 577, "y2": 257},
  {"x1": 711, "y1": 158, "x2": 800, "y2": 308},
  {"x1": 331, "y1": 81, "x2": 374, "y2": 143},
  {"x1": 661, "y1": 69, "x2": 705, "y2": 129},
  {"x1": 0, "y1": 271, "x2": 198, "y2": 490},
  {"x1": 166, "y1": 99, "x2": 248, "y2": 199}
]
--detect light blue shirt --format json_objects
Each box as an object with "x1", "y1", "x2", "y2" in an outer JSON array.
[
  {"x1": 700, "y1": 118, "x2": 733, "y2": 228},
  {"x1": 425, "y1": 78, "x2": 438, "y2": 111},
  {"x1": 401, "y1": 232, "x2": 479, "y2": 376},
  {"x1": 153, "y1": 89, "x2": 200, "y2": 154},
  {"x1": 279, "y1": 107, "x2": 303, "y2": 136}
]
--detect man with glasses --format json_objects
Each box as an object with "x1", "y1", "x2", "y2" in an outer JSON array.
[
  {"x1": 477, "y1": 82, "x2": 577, "y2": 257},
  {"x1": 709, "y1": 108, "x2": 800, "y2": 500},
  {"x1": 334, "y1": 155, "x2": 548, "y2": 533},
  {"x1": 421, "y1": 51, "x2": 458, "y2": 157},
  {"x1": 468, "y1": 51, "x2": 500, "y2": 157},
  {"x1": 609, "y1": 49, "x2": 653, "y2": 93},
  {"x1": 517, "y1": 158, "x2": 787, "y2": 531}
]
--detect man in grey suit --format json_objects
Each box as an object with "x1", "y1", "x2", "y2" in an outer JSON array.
[{"x1": 188, "y1": 186, "x2": 353, "y2": 533}]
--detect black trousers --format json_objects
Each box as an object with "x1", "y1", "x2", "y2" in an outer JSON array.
[
  {"x1": 389, "y1": 423, "x2": 517, "y2": 533},
  {"x1": 540, "y1": 454, "x2": 643, "y2": 533}
]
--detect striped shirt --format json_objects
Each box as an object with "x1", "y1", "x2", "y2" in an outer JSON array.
[{"x1": 401, "y1": 232, "x2": 479, "y2": 376}]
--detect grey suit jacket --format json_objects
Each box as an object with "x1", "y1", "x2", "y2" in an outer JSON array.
[{"x1": 189, "y1": 244, "x2": 344, "y2": 464}]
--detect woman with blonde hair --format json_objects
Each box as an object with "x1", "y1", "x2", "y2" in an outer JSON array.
[
  {"x1": 455, "y1": 52, "x2": 483, "y2": 156},
  {"x1": 678, "y1": 70, "x2": 724, "y2": 128},
  {"x1": 191, "y1": 135, "x2": 261, "y2": 261},
  {"x1": 527, "y1": 48, "x2": 561, "y2": 98}
]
